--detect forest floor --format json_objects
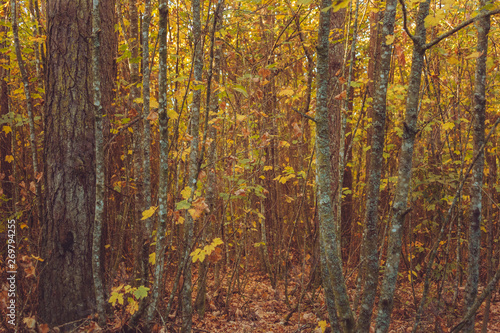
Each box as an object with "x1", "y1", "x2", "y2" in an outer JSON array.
[
  {"x1": 4, "y1": 258, "x2": 500, "y2": 332},
  {"x1": 137, "y1": 267, "x2": 500, "y2": 333}
]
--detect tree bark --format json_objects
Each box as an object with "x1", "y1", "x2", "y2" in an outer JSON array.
[
  {"x1": 316, "y1": 0, "x2": 355, "y2": 331},
  {"x1": 181, "y1": 0, "x2": 203, "y2": 329},
  {"x1": 40, "y1": 0, "x2": 96, "y2": 327},
  {"x1": 374, "y1": 1, "x2": 430, "y2": 332},
  {"x1": 0, "y1": 11, "x2": 12, "y2": 216},
  {"x1": 39, "y1": 0, "x2": 114, "y2": 328},
  {"x1": 91, "y1": 0, "x2": 106, "y2": 325},
  {"x1": 146, "y1": 1, "x2": 168, "y2": 326},
  {"x1": 464, "y1": 0, "x2": 490, "y2": 331},
  {"x1": 356, "y1": 0, "x2": 397, "y2": 331}
]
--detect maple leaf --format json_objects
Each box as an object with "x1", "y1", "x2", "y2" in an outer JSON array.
[
  {"x1": 2, "y1": 125, "x2": 11, "y2": 134},
  {"x1": 134, "y1": 285, "x2": 150, "y2": 299}
]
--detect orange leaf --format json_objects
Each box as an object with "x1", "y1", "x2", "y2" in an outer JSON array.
[
  {"x1": 334, "y1": 90, "x2": 347, "y2": 100},
  {"x1": 147, "y1": 111, "x2": 158, "y2": 121}
]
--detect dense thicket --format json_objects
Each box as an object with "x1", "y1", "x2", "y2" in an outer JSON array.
[{"x1": 1, "y1": 0, "x2": 500, "y2": 331}]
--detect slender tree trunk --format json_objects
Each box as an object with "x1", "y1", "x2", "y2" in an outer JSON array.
[
  {"x1": 181, "y1": 0, "x2": 203, "y2": 329},
  {"x1": 356, "y1": 0, "x2": 397, "y2": 330},
  {"x1": 374, "y1": 1, "x2": 430, "y2": 332},
  {"x1": 130, "y1": 0, "x2": 153, "y2": 323},
  {"x1": 464, "y1": 1, "x2": 489, "y2": 331},
  {"x1": 146, "y1": 1, "x2": 168, "y2": 326},
  {"x1": 0, "y1": 13, "x2": 12, "y2": 217},
  {"x1": 195, "y1": 0, "x2": 224, "y2": 317},
  {"x1": 91, "y1": 0, "x2": 106, "y2": 325},
  {"x1": 316, "y1": 1, "x2": 355, "y2": 331},
  {"x1": 11, "y1": 0, "x2": 42, "y2": 224}
]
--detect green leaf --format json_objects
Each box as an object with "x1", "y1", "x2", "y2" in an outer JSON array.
[
  {"x1": 176, "y1": 200, "x2": 191, "y2": 210},
  {"x1": 233, "y1": 85, "x2": 248, "y2": 97},
  {"x1": 133, "y1": 285, "x2": 150, "y2": 299}
]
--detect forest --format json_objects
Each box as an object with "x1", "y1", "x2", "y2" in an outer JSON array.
[{"x1": 0, "y1": 0, "x2": 500, "y2": 331}]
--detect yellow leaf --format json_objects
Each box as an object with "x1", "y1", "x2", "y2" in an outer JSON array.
[
  {"x1": 149, "y1": 252, "x2": 156, "y2": 265},
  {"x1": 447, "y1": 56, "x2": 460, "y2": 65},
  {"x1": 20, "y1": 223, "x2": 28, "y2": 229},
  {"x1": 263, "y1": 165, "x2": 273, "y2": 171},
  {"x1": 278, "y1": 88, "x2": 294, "y2": 97},
  {"x1": 318, "y1": 320, "x2": 328, "y2": 333},
  {"x1": 150, "y1": 98, "x2": 159, "y2": 108},
  {"x1": 2, "y1": 125, "x2": 11, "y2": 134},
  {"x1": 141, "y1": 206, "x2": 158, "y2": 220},
  {"x1": 133, "y1": 97, "x2": 144, "y2": 104},
  {"x1": 385, "y1": 35, "x2": 395, "y2": 45},
  {"x1": 212, "y1": 237, "x2": 223, "y2": 246},
  {"x1": 181, "y1": 187, "x2": 192, "y2": 199},
  {"x1": 128, "y1": 127, "x2": 134, "y2": 133},
  {"x1": 31, "y1": 255, "x2": 44, "y2": 262},
  {"x1": 466, "y1": 51, "x2": 483, "y2": 59},
  {"x1": 442, "y1": 122, "x2": 455, "y2": 131},
  {"x1": 188, "y1": 208, "x2": 203, "y2": 220},
  {"x1": 279, "y1": 141, "x2": 290, "y2": 148},
  {"x1": 236, "y1": 114, "x2": 247, "y2": 122},
  {"x1": 168, "y1": 109, "x2": 179, "y2": 120},
  {"x1": 5, "y1": 155, "x2": 14, "y2": 163}
]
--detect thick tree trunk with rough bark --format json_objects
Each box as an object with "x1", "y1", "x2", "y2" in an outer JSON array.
[
  {"x1": 39, "y1": 0, "x2": 114, "y2": 328},
  {"x1": 40, "y1": 0, "x2": 96, "y2": 327},
  {"x1": 464, "y1": 1, "x2": 490, "y2": 331}
]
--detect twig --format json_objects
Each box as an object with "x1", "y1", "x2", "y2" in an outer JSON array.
[
  {"x1": 398, "y1": 0, "x2": 419, "y2": 45},
  {"x1": 104, "y1": 116, "x2": 141, "y2": 151},
  {"x1": 292, "y1": 107, "x2": 316, "y2": 123}
]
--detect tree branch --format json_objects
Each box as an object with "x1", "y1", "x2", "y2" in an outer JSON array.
[
  {"x1": 423, "y1": 8, "x2": 500, "y2": 51},
  {"x1": 398, "y1": 0, "x2": 419, "y2": 45},
  {"x1": 292, "y1": 107, "x2": 316, "y2": 123}
]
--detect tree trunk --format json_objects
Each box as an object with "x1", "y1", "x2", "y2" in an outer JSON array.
[
  {"x1": 146, "y1": 1, "x2": 168, "y2": 326},
  {"x1": 374, "y1": 1, "x2": 430, "y2": 332},
  {"x1": 316, "y1": 0, "x2": 355, "y2": 331},
  {"x1": 464, "y1": 1, "x2": 489, "y2": 331},
  {"x1": 356, "y1": 0, "x2": 397, "y2": 331},
  {"x1": 0, "y1": 12, "x2": 12, "y2": 217},
  {"x1": 40, "y1": 0, "x2": 96, "y2": 327},
  {"x1": 181, "y1": 0, "x2": 203, "y2": 329},
  {"x1": 39, "y1": 0, "x2": 114, "y2": 328}
]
